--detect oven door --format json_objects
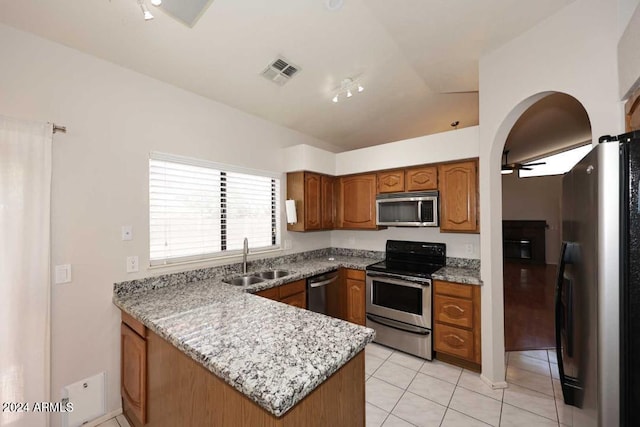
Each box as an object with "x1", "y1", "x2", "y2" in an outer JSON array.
[{"x1": 366, "y1": 272, "x2": 431, "y2": 329}]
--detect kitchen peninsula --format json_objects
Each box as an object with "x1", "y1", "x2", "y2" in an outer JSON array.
[{"x1": 113, "y1": 254, "x2": 377, "y2": 427}]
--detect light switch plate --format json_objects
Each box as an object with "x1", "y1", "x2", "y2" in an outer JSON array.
[
  {"x1": 55, "y1": 264, "x2": 72, "y2": 284},
  {"x1": 126, "y1": 256, "x2": 139, "y2": 273},
  {"x1": 121, "y1": 226, "x2": 133, "y2": 241}
]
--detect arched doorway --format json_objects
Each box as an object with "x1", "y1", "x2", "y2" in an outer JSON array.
[{"x1": 501, "y1": 93, "x2": 592, "y2": 354}]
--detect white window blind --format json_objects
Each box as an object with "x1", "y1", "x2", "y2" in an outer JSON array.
[{"x1": 149, "y1": 153, "x2": 280, "y2": 265}]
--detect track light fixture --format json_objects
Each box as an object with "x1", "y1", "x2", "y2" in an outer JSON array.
[
  {"x1": 138, "y1": 0, "x2": 154, "y2": 21},
  {"x1": 331, "y1": 78, "x2": 364, "y2": 103}
]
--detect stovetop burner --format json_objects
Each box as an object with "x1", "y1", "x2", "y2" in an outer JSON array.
[{"x1": 366, "y1": 240, "x2": 446, "y2": 278}]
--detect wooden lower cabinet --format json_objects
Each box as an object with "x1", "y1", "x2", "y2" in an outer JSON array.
[
  {"x1": 345, "y1": 269, "x2": 366, "y2": 326},
  {"x1": 145, "y1": 330, "x2": 364, "y2": 426},
  {"x1": 255, "y1": 279, "x2": 306, "y2": 309},
  {"x1": 121, "y1": 315, "x2": 147, "y2": 427},
  {"x1": 433, "y1": 280, "x2": 481, "y2": 370}
]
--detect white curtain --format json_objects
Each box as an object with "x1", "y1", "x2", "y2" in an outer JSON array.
[{"x1": 0, "y1": 116, "x2": 52, "y2": 427}]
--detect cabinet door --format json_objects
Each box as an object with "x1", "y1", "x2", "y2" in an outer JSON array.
[
  {"x1": 434, "y1": 295, "x2": 473, "y2": 329},
  {"x1": 438, "y1": 160, "x2": 478, "y2": 232},
  {"x1": 406, "y1": 166, "x2": 438, "y2": 191},
  {"x1": 321, "y1": 175, "x2": 336, "y2": 229},
  {"x1": 281, "y1": 292, "x2": 307, "y2": 309},
  {"x1": 304, "y1": 173, "x2": 322, "y2": 230},
  {"x1": 346, "y1": 279, "x2": 366, "y2": 325},
  {"x1": 121, "y1": 323, "x2": 147, "y2": 425},
  {"x1": 255, "y1": 287, "x2": 279, "y2": 300},
  {"x1": 377, "y1": 170, "x2": 404, "y2": 193},
  {"x1": 337, "y1": 174, "x2": 378, "y2": 229}
]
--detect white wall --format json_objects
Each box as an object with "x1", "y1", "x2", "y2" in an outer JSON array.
[
  {"x1": 619, "y1": 0, "x2": 640, "y2": 98},
  {"x1": 283, "y1": 144, "x2": 336, "y2": 175},
  {"x1": 335, "y1": 126, "x2": 479, "y2": 175},
  {"x1": 0, "y1": 24, "x2": 333, "y2": 426},
  {"x1": 477, "y1": 0, "x2": 623, "y2": 397},
  {"x1": 502, "y1": 174, "x2": 562, "y2": 264}
]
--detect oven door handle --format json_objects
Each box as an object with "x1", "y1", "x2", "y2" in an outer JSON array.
[
  {"x1": 366, "y1": 274, "x2": 430, "y2": 288},
  {"x1": 366, "y1": 314, "x2": 430, "y2": 336}
]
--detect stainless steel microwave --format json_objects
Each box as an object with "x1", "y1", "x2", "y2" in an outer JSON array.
[{"x1": 376, "y1": 191, "x2": 439, "y2": 227}]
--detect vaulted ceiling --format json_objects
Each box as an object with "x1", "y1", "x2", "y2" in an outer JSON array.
[{"x1": 0, "y1": 0, "x2": 575, "y2": 152}]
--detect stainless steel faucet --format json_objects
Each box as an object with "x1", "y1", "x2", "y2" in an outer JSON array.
[{"x1": 242, "y1": 237, "x2": 249, "y2": 274}]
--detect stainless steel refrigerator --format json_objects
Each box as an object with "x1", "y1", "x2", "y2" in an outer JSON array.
[{"x1": 556, "y1": 131, "x2": 640, "y2": 426}]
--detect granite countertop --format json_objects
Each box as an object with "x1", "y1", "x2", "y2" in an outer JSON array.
[
  {"x1": 113, "y1": 256, "x2": 376, "y2": 418},
  {"x1": 432, "y1": 266, "x2": 482, "y2": 285}
]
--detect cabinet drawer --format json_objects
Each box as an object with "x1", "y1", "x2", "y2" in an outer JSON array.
[
  {"x1": 434, "y1": 323, "x2": 474, "y2": 360},
  {"x1": 346, "y1": 269, "x2": 365, "y2": 281},
  {"x1": 281, "y1": 292, "x2": 306, "y2": 309},
  {"x1": 279, "y1": 279, "x2": 306, "y2": 299},
  {"x1": 434, "y1": 295, "x2": 473, "y2": 329},
  {"x1": 255, "y1": 287, "x2": 279, "y2": 300},
  {"x1": 434, "y1": 280, "x2": 473, "y2": 299}
]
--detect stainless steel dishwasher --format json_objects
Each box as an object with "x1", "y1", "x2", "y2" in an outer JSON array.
[{"x1": 307, "y1": 270, "x2": 339, "y2": 315}]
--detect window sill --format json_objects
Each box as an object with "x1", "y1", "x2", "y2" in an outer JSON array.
[{"x1": 148, "y1": 247, "x2": 283, "y2": 270}]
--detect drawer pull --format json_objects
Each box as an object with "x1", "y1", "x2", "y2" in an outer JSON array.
[
  {"x1": 443, "y1": 333, "x2": 465, "y2": 348},
  {"x1": 443, "y1": 303, "x2": 465, "y2": 318}
]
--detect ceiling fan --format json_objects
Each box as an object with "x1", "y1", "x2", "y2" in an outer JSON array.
[{"x1": 501, "y1": 150, "x2": 546, "y2": 174}]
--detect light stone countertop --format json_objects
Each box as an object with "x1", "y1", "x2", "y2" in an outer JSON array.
[
  {"x1": 113, "y1": 256, "x2": 376, "y2": 417},
  {"x1": 431, "y1": 266, "x2": 482, "y2": 285}
]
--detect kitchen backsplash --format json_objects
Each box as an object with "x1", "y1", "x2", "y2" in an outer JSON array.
[{"x1": 113, "y1": 248, "x2": 477, "y2": 297}]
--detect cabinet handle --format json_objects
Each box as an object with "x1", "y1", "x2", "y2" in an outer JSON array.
[
  {"x1": 443, "y1": 333, "x2": 465, "y2": 348},
  {"x1": 442, "y1": 303, "x2": 465, "y2": 318}
]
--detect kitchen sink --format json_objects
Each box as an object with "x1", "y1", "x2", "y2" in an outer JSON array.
[
  {"x1": 224, "y1": 275, "x2": 265, "y2": 286},
  {"x1": 252, "y1": 270, "x2": 290, "y2": 279}
]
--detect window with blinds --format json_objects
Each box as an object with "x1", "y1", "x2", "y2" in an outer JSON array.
[{"x1": 149, "y1": 153, "x2": 280, "y2": 265}]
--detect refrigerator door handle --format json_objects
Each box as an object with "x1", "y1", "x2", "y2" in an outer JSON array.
[{"x1": 555, "y1": 243, "x2": 569, "y2": 392}]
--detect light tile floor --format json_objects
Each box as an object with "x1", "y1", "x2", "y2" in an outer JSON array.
[
  {"x1": 100, "y1": 345, "x2": 571, "y2": 427},
  {"x1": 97, "y1": 414, "x2": 130, "y2": 427},
  {"x1": 366, "y1": 343, "x2": 571, "y2": 427}
]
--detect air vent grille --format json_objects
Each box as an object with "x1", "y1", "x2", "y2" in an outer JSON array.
[{"x1": 261, "y1": 57, "x2": 301, "y2": 86}]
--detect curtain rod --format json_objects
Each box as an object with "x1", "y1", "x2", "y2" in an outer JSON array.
[{"x1": 53, "y1": 124, "x2": 67, "y2": 134}]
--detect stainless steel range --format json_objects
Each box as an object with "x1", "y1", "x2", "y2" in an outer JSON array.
[{"x1": 366, "y1": 240, "x2": 446, "y2": 360}]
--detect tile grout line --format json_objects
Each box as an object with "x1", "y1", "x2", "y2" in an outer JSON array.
[{"x1": 384, "y1": 366, "x2": 422, "y2": 427}]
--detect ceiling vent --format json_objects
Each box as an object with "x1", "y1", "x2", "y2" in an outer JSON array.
[{"x1": 261, "y1": 57, "x2": 300, "y2": 86}]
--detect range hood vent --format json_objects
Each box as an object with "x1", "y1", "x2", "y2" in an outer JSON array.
[{"x1": 261, "y1": 57, "x2": 300, "y2": 86}]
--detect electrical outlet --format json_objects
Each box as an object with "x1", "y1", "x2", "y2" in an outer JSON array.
[
  {"x1": 126, "y1": 256, "x2": 139, "y2": 273},
  {"x1": 464, "y1": 243, "x2": 474, "y2": 255},
  {"x1": 284, "y1": 239, "x2": 292, "y2": 250}
]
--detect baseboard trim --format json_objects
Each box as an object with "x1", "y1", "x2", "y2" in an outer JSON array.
[
  {"x1": 84, "y1": 408, "x2": 123, "y2": 427},
  {"x1": 480, "y1": 374, "x2": 508, "y2": 390}
]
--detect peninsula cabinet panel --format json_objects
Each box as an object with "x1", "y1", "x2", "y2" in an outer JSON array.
[
  {"x1": 121, "y1": 323, "x2": 147, "y2": 427},
  {"x1": 377, "y1": 170, "x2": 405, "y2": 193},
  {"x1": 281, "y1": 292, "x2": 306, "y2": 309},
  {"x1": 438, "y1": 160, "x2": 479, "y2": 233},
  {"x1": 405, "y1": 166, "x2": 438, "y2": 191},
  {"x1": 337, "y1": 173, "x2": 378, "y2": 229},
  {"x1": 145, "y1": 330, "x2": 365, "y2": 426},
  {"x1": 321, "y1": 175, "x2": 336, "y2": 229}
]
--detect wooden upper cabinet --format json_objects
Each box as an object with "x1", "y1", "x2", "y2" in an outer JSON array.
[
  {"x1": 287, "y1": 171, "x2": 334, "y2": 231},
  {"x1": 438, "y1": 160, "x2": 479, "y2": 233},
  {"x1": 304, "y1": 173, "x2": 322, "y2": 230},
  {"x1": 406, "y1": 166, "x2": 438, "y2": 191},
  {"x1": 377, "y1": 170, "x2": 405, "y2": 193},
  {"x1": 321, "y1": 175, "x2": 336, "y2": 229},
  {"x1": 626, "y1": 88, "x2": 640, "y2": 132},
  {"x1": 337, "y1": 173, "x2": 378, "y2": 229}
]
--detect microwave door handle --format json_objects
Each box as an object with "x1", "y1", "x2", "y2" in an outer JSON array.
[{"x1": 417, "y1": 200, "x2": 423, "y2": 223}]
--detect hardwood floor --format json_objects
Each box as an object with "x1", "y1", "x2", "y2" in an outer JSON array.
[{"x1": 504, "y1": 261, "x2": 558, "y2": 351}]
